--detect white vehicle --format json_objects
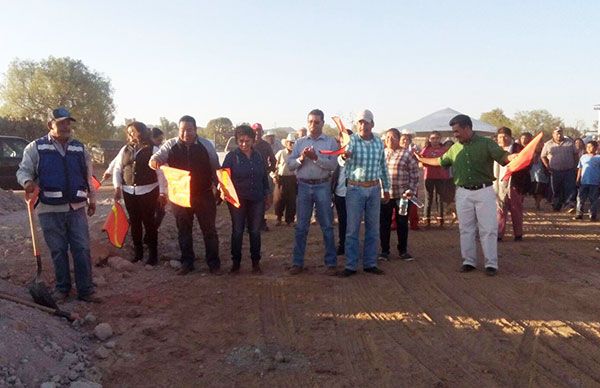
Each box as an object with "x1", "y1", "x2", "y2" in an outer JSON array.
[{"x1": 217, "y1": 136, "x2": 237, "y2": 165}]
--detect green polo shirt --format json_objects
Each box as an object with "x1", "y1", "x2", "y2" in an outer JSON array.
[{"x1": 438, "y1": 134, "x2": 509, "y2": 187}]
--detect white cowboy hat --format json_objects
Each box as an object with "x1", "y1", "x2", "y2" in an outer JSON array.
[{"x1": 281, "y1": 133, "x2": 296, "y2": 146}]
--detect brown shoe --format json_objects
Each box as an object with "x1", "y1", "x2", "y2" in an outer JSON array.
[
  {"x1": 209, "y1": 267, "x2": 223, "y2": 276},
  {"x1": 252, "y1": 263, "x2": 262, "y2": 274},
  {"x1": 289, "y1": 265, "x2": 303, "y2": 275},
  {"x1": 177, "y1": 267, "x2": 193, "y2": 276},
  {"x1": 52, "y1": 290, "x2": 69, "y2": 302},
  {"x1": 325, "y1": 267, "x2": 337, "y2": 276},
  {"x1": 77, "y1": 293, "x2": 102, "y2": 303}
]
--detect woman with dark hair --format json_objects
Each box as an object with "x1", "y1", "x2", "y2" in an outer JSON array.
[
  {"x1": 420, "y1": 131, "x2": 451, "y2": 227},
  {"x1": 113, "y1": 121, "x2": 166, "y2": 265},
  {"x1": 222, "y1": 125, "x2": 272, "y2": 274}
]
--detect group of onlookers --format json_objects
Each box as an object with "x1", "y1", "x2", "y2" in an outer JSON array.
[{"x1": 17, "y1": 105, "x2": 600, "y2": 305}]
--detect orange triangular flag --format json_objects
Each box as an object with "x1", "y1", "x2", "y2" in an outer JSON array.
[
  {"x1": 216, "y1": 168, "x2": 240, "y2": 208},
  {"x1": 160, "y1": 166, "x2": 191, "y2": 207},
  {"x1": 502, "y1": 132, "x2": 544, "y2": 181},
  {"x1": 320, "y1": 116, "x2": 351, "y2": 155},
  {"x1": 91, "y1": 175, "x2": 102, "y2": 191},
  {"x1": 102, "y1": 202, "x2": 129, "y2": 248}
]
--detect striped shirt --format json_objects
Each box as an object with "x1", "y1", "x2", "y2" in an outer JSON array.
[
  {"x1": 385, "y1": 148, "x2": 419, "y2": 198},
  {"x1": 344, "y1": 133, "x2": 390, "y2": 192}
]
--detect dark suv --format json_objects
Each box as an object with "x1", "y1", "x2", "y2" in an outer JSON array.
[{"x1": 0, "y1": 135, "x2": 28, "y2": 190}]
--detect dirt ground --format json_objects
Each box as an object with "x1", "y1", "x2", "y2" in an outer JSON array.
[{"x1": 1, "y1": 185, "x2": 600, "y2": 387}]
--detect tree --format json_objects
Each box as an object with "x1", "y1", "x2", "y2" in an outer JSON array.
[
  {"x1": 480, "y1": 108, "x2": 514, "y2": 130},
  {"x1": 512, "y1": 109, "x2": 563, "y2": 137},
  {"x1": 0, "y1": 56, "x2": 115, "y2": 144},
  {"x1": 158, "y1": 117, "x2": 178, "y2": 138},
  {"x1": 202, "y1": 117, "x2": 233, "y2": 150},
  {"x1": 322, "y1": 124, "x2": 339, "y2": 138},
  {"x1": 0, "y1": 116, "x2": 46, "y2": 140}
]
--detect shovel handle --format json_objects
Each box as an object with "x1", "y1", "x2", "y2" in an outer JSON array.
[
  {"x1": 0, "y1": 292, "x2": 78, "y2": 322},
  {"x1": 26, "y1": 196, "x2": 40, "y2": 257}
]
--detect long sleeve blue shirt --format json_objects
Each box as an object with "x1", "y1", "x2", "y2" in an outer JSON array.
[{"x1": 222, "y1": 148, "x2": 270, "y2": 201}]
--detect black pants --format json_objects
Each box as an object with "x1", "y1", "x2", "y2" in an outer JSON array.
[
  {"x1": 274, "y1": 175, "x2": 297, "y2": 223},
  {"x1": 425, "y1": 179, "x2": 445, "y2": 222},
  {"x1": 123, "y1": 188, "x2": 158, "y2": 253},
  {"x1": 334, "y1": 194, "x2": 347, "y2": 250},
  {"x1": 380, "y1": 200, "x2": 410, "y2": 254},
  {"x1": 172, "y1": 191, "x2": 220, "y2": 270},
  {"x1": 229, "y1": 198, "x2": 264, "y2": 264}
]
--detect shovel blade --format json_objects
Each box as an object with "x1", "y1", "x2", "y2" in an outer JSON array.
[{"x1": 28, "y1": 281, "x2": 58, "y2": 310}]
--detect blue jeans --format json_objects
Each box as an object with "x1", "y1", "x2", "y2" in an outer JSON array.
[
  {"x1": 292, "y1": 181, "x2": 336, "y2": 268},
  {"x1": 37, "y1": 207, "x2": 94, "y2": 297},
  {"x1": 576, "y1": 184, "x2": 599, "y2": 218},
  {"x1": 345, "y1": 184, "x2": 381, "y2": 271},
  {"x1": 550, "y1": 168, "x2": 577, "y2": 210},
  {"x1": 228, "y1": 198, "x2": 264, "y2": 263}
]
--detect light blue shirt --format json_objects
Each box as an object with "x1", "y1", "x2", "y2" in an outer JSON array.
[
  {"x1": 578, "y1": 154, "x2": 600, "y2": 185},
  {"x1": 287, "y1": 133, "x2": 338, "y2": 180}
]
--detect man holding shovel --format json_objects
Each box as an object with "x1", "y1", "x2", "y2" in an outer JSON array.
[{"x1": 17, "y1": 107, "x2": 100, "y2": 303}]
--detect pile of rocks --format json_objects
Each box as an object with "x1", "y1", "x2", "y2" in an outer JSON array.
[
  {"x1": 0, "y1": 281, "x2": 115, "y2": 387},
  {"x1": 0, "y1": 189, "x2": 24, "y2": 215}
]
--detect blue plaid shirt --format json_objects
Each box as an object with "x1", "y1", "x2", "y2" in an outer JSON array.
[{"x1": 345, "y1": 133, "x2": 390, "y2": 192}]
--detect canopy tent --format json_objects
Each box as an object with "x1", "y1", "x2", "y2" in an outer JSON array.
[{"x1": 395, "y1": 108, "x2": 497, "y2": 140}]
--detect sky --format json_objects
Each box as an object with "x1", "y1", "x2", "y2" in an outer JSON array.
[{"x1": 0, "y1": 0, "x2": 598, "y2": 132}]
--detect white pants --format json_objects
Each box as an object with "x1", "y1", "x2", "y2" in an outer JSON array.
[{"x1": 455, "y1": 186, "x2": 498, "y2": 269}]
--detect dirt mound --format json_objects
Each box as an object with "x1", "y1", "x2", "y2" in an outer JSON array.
[
  {"x1": 0, "y1": 281, "x2": 103, "y2": 387},
  {"x1": 0, "y1": 189, "x2": 25, "y2": 215}
]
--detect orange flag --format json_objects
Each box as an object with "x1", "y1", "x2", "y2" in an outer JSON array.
[
  {"x1": 102, "y1": 202, "x2": 129, "y2": 248},
  {"x1": 91, "y1": 175, "x2": 102, "y2": 191},
  {"x1": 502, "y1": 132, "x2": 544, "y2": 182},
  {"x1": 216, "y1": 168, "x2": 240, "y2": 208},
  {"x1": 160, "y1": 166, "x2": 191, "y2": 207},
  {"x1": 320, "y1": 116, "x2": 351, "y2": 155}
]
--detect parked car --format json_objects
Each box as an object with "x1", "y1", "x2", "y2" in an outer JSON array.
[
  {"x1": 217, "y1": 136, "x2": 237, "y2": 165},
  {"x1": 0, "y1": 135, "x2": 29, "y2": 190},
  {"x1": 90, "y1": 139, "x2": 125, "y2": 166}
]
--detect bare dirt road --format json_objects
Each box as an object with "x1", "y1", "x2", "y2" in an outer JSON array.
[{"x1": 1, "y1": 186, "x2": 600, "y2": 387}]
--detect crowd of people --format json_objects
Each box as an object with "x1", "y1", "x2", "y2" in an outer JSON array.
[{"x1": 16, "y1": 106, "x2": 600, "y2": 303}]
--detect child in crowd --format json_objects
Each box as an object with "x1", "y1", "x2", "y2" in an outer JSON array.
[{"x1": 575, "y1": 140, "x2": 600, "y2": 221}]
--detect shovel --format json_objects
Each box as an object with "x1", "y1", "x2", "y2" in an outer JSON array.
[{"x1": 25, "y1": 190, "x2": 59, "y2": 310}]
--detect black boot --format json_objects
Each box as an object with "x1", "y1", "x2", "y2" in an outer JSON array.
[
  {"x1": 133, "y1": 244, "x2": 143, "y2": 263},
  {"x1": 230, "y1": 261, "x2": 241, "y2": 274},
  {"x1": 252, "y1": 260, "x2": 262, "y2": 274},
  {"x1": 147, "y1": 244, "x2": 158, "y2": 266}
]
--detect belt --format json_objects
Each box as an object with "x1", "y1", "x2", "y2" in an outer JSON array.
[
  {"x1": 459, "y1": 182, "x2": 493, "y2": 191},
  {"x1": 347, "y1": 180, "x2": 380, "y2": 188},
  {"x1": 298, "y1": 177, "x2": 330, "y2": 185}
]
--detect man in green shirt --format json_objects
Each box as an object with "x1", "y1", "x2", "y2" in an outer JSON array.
[{"x1": 416, "y1": 114, "x2": 515, "y2": 276}]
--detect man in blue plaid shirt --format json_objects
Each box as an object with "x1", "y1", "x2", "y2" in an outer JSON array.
[{"x1": 338, "y1": 109, "x2": 391, "y2": 277}]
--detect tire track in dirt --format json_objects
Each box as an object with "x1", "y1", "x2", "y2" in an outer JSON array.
[
  {"x1": 416, "y1": 257, "x2": 600, "y2": 386},
  {"x1": 328, "y1": 278, "x2": 400, "y2": 387},
  {"x1": 346, "y1": 270, "x2": 480, "y2": 386}
]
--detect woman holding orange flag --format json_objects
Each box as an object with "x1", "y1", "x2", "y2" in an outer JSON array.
[
  {"x1": 113, "y1": 121, "x2": 166, "y2": 265},
  {"x1": 221, "y1": 125, "x2": 272, "y2": 274}
]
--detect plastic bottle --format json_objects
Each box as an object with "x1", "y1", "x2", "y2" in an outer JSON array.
[{"x1": 398, "y1": 197, "x2": 409, "y2": 216}]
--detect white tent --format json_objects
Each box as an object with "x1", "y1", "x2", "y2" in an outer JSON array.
[{"x1": 395, "y1": 107, "x2": 497, "y2": 139}]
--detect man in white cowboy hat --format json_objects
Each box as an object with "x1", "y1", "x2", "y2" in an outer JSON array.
[
  {"x1": 264, "y1": 129, "x2": 283, "y2": 154},
  {"x1": 273, "y1": 133, "x2": 297, "y2": 226}
]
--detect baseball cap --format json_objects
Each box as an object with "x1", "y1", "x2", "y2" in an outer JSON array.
[
  {"x1": 251, "y1": 123, "x2": 263, "y2": 132},
  {"x1": 48, "y1": 107, "x2": 76, "y2": 122},
  {"x1": 356, "y1": 109, "x2": 374, "y2": 124},
  {"x1": 553, "y1": 126, "x2": 563, "y2": 132}
]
